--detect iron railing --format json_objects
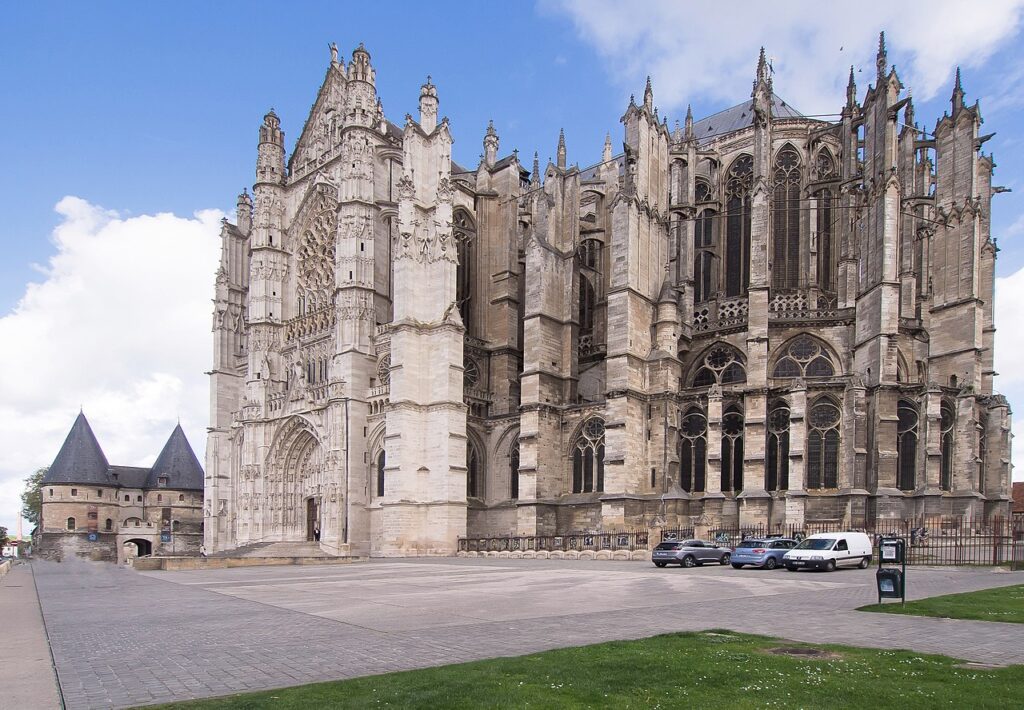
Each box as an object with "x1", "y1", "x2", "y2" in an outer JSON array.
[{"x1": 460, "y1": 516, "x2": 1024, "y2": 567}]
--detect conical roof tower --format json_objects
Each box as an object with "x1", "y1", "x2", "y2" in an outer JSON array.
[
  {"x1": 147, "y1": 424, "x2": 204, "y2": 490},
  {"x1": 43, "y1": 412, "x2": 110, "y2": 485}
]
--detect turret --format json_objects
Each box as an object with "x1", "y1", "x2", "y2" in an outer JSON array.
[
  {"x1": 531, "y1": 151, "x2": 540, "y2": 186},
  {"x1": 419, "y1": 76, "x2": 438, "y2": 133},
  {"x1": 556, "y1": 128, "x2": 566, "y2": 170},
  {"x1": 483, "y1": 119, "x2": 499, "y2": 167},
  {"x1": 347, "y1": 43, "x2": 374, "y2": 85},
  {"x1": 256, "y1": 110, "x2": 285, "y2": 186},
  {"x1": 643, "y1": 75, "x2": 654, "y2": 112},
  {"x1": 236, "y1": 189, "x2": 252, "y2": 235},
  {"x1": 684, "y1": 104, "x2": 694, "y2": 142},
  {"x1": 345, "y1": 44, "x2": 378, "y2": 128}
]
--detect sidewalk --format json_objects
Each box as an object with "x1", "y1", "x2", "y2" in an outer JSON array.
[{"x1": 0, "y1": 562, "x2": 63, "y2": 710}]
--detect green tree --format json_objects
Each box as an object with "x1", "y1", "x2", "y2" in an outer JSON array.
[
  {"x1": 21, "y1": 467, "x2": 47, "y2": 530},
  {"x1": 0, "y1": 525, "x2": 8, "y2": 550}
]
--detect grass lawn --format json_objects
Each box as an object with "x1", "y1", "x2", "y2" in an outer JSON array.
[
  {"x1": 859, "y1": 584, "x2": 1024, "y2": 624},
  {"x1": 144, "y1": 630, "x2": 1024, "y2": 710}
]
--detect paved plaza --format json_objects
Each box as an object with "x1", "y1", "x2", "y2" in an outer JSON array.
[{"x1": 16, "y1": 558, "x2": 1024, "y2": 708}]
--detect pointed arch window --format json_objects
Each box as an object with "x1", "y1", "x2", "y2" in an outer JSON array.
[
  {"x1": 766, "y1": 401, "x2": 791, "y2": 492},
  {"x1": 772, "y1": 336, "x2": 835, "y2": 378},
  {"x1": 572, "y1": 418, "x2": 605, "y2": 493},
  {"x1": 691, "y1": 345, "x2": 746, "y2": 388},
  {"x1": 579, "y1": 238, "x2": 602, "y2": 270},
  {"x1": 579, "y1": 274, "x2": 596, "y2": 336},
  {"x1": 455, "y1": 211, "x2": 475, "y2": 329},
  {"x1": 816, "y1": 187, "x2": 836, "y2": 292},
  {"x1": 467, "y1": 439, "x2": 482, "y2": 499},
  {"x1": 807, "y1": 398, "x2": 841, "y2": 489},
  {"x1": 679, "y1": 407, "x2": 707, "y2": 493},
  {"x1": 376, "y1": 451, "x2": 386, "y2": 498},
  {"x1": 721, "y1": 405, "x2": 744, "y2": 492},
  {"x1": 897, "y1": 400, "x2": 919, "y2": 491},
  {"x1": 694, "y1": 209, "x2": 717, "y2": 303},
  {"x1": 510, "y1": 438, "x2": 520, "y2": 500},
  {"x1": 940, "y1": 400, "x2": 955, "y2": 492},
  {"x1": 772, "y1": 147, "x2": 802, "y2": 290},
  {"x1": 725, "y1": 155, "x2": 752, "y2": 297}
]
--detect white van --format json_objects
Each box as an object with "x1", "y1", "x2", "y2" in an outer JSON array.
[{"x1": 783, "y1": 532, "x2": 873, "y2": 572}]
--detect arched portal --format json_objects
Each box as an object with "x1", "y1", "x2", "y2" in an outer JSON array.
[
  {"x1": 123, "y1": 538, "x2": 152, "y2": 557},
  {"x1": 266, "y1": 417, "x2": 329, "y2": 542}
]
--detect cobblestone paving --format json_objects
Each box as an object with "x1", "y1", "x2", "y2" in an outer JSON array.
[{"x1": 33, "y1": 557, "x2": 1024, "y2": 709}]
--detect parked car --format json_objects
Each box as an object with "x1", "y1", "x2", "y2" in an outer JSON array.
[
  {"x1": 652, "y1": 539, "x2": 732, "y2": 568},
  {"x1": 730, "y1": 537, "x2": 797, "y2": 569},
  {"x1": 783, "y1": 532, "x2": 873, "y2": 571}
]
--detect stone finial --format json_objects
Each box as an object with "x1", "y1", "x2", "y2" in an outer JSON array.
[
  {"x1": 643, "y1": 75, "x2": 654, "y2": 111},
  {"x1": 483, "y1": 119, "x2": 499, "y2": 167},
  {"x1": 846, "y1": 65, "x2": 857, "y2": 109},
  {"x1": 876, "y1": 31, "x2": 887, "y2": 81},
  {"x1": 753, "y1": 46, "x2": 772, "y2": 96},
  {"x1": 419, "y1": 75, "x2": 439, "y2": 133},
  {"x1": 556, "y1": 128, "x2": 566, "y2": 170},
  {"x1": 602, "y1": 132, "x2": 613, "y2": 163},
  {"x1": 951, "y1": 66, "x2": 965, "y2": 113},
  {"x1": 531, "y1": 151, "x2": 540, "y2": 186},
  {"x1": 684, "y1": 104, "x2": 694, "y2": 141}
]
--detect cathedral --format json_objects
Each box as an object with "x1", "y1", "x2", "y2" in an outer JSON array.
[{"x1": 205, "y1": 35, "x2": 1013, "y2": 557}]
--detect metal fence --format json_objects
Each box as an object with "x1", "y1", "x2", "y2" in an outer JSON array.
[
  {"x1": 460, "y1": 516, "x2": 1024, "y2": 567},
  {"x1": 458, "y1": 530, "x2": 650, "y2": 554}
]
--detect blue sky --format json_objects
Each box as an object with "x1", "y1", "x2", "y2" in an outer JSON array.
[{"x1": 2, "y1": 1, "x2": 1023, "y2": 534}]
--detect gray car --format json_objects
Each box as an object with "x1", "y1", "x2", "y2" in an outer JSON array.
[{"x1": 651, "y1": 539, "x2": 732, "y2": 568}]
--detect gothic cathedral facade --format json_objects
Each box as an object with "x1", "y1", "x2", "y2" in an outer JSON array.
[{"x1": 205, "y1": 37, "x2": 1013, "y2": 556}]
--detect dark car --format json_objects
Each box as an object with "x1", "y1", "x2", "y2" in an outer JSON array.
[
  {"x1": 651, "y1": 539, "x2": 732, "y2": 568},
  {"x1": 730, "y1": 537, "x2": 797, "y2": 569}
]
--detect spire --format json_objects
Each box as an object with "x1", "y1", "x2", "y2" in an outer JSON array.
[
  {"x1": 753, "y1": 46, "x2": 772, "y2": 96},
  {"x1": 846, "y1": 65, "x2": 857, "y2": 109},
  {"x1": 602, "y1": 132, "x2": 613, "y2": 163},
  {"x1": 418, "y1": 75, "x2": 439, "y2": 133},
  {"x1": 556, "y1": 128, "x2": 566, "y2": 169},
  {"x1": 148, "y1": 423, "x2": 204, "y2": 490},
  {"x1": 42, "y1": 412, "x2": 110, "y2": 485},
  {"x1": 531, "y1": 151, "x2": 540, "y2": 186},
  {"x1": 876, "y1": 31, "x2": 887, "y2": 81},
  {"x1": 684, "y1": 104, "x2": 694, "y2": 141},
  {"x1": 951, "y1": 66, "x2": 965, "y2": 113},
  {"x1": 483, "y1": 119, "x2": 499, "y2": 167},
  {"x1": 643, "y1": 75, "x2": 654, "y2": 111},
  {"x1": 904, "y1": 98, "x2": 915, "y2": 129}
]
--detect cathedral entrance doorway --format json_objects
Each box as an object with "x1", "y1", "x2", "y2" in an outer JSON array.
[{"x1": 306, "y1": 497, "x2": 320, "y2": 541}]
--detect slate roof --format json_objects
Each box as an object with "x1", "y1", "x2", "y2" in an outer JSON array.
[
  {"x1": 692, "y1": 93, "x2": 803, "y2": 144},
  {"x1": 148, "y1": 424, "x2": 205, "y2": 490},
  {"x1": 109, "y1": 466, "x2": 151, "y2": 489},
  {"x1": 43, "y1": 412, "x2": 110, "y2": 486},
  {"x1": 42, "y1": 414, "x2": 203, "y2": 491}
]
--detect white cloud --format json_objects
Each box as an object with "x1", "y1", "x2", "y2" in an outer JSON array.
[
  {"x1": 0, "y1": 197, "x2": 223, "y2": 534},
  {"x1": 995, "y1": 265, "x2": 1024, "y2": 480},
  {"x1": 549, "y1": 0, "x2": 1024, "y2": 116}
]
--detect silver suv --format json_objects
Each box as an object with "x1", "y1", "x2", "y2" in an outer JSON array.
[{"x1": 651, "y1": 539, "x2": 732, "y2": 568}]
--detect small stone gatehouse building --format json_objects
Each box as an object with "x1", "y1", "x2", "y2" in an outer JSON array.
[{"x1": 38, "y1": 413, "x2": 205, "y2": 562}]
